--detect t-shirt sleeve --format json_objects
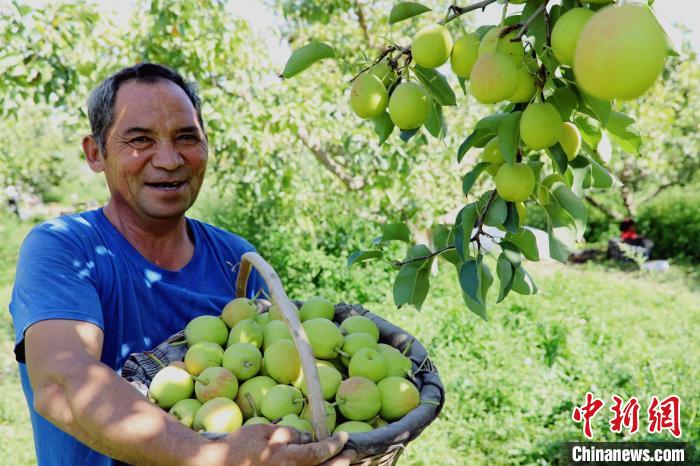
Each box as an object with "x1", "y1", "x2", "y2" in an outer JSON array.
[{"x1": 9, "y1": 225, "x2": 103, "y2": 362}]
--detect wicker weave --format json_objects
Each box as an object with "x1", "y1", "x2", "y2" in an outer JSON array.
[{"x1": 121, "y1": 302, "x2": 445, "y2": 465}]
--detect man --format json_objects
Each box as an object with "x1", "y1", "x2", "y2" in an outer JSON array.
[{"x1": 9, "y1": 63, "x2": 349, "y2": 465}]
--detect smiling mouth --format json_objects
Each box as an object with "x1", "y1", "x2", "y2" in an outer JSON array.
[{"x1": 145, "y1": 180, "x2": 187, "y2": 190}]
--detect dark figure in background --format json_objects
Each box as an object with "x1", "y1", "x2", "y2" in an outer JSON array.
[{"x1": 620, "y1": 218, "x2": 647, "y2": 247}]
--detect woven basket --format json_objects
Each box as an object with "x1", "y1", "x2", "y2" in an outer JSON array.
[{"x1": 121, "y1": 252, "x2": 445, "y2": 465}]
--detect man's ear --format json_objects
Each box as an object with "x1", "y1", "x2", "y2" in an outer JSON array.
[{"x1": 83, "y1": 135, "x2": 105, "y2": 173}]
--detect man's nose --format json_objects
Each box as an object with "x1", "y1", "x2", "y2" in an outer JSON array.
[{"x1": 151, "y1": 140, "x2": 184, "y2": 170}]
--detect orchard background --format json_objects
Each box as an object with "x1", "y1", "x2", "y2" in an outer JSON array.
[{"x1": 0, "y1": 0, "x2": 699, "y2": 464}]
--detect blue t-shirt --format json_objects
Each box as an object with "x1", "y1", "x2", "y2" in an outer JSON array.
[{"x1": 9, "y1": 208, "x2": 266, "y2": 466}]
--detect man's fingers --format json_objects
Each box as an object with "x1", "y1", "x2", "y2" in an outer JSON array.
[
  {"x1": 268, "y1": 425, "x2": 313, "y2": 445},
  {"x1": 318, "y1": 448, "x2": 357, "y2": 466},
  {"x1": 285, "y1": 432, "x2": 349, "y2": 465}
]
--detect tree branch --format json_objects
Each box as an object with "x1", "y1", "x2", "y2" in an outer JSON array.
[
  {"x1": 394, "y1": 245, "x2": 455, "y2": 267},
  {"x1": 353, "y1": 0, "x2": 372, "y2": 48},
  {"x1": 296, "y1": 129, "x2": 366, "y2": 191},
  {"x1": 440, "y1": 0, "x2": 500, "y2": 25},
  {"x1": 584, "y1": 195, "x2": 624, "y2": 222}
]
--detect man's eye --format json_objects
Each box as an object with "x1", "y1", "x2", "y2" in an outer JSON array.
[
  {"x1": 130, "y1": 136, "x2": 150, "y2": 144},
  {"x1": 178, "y1": 134, "x2": 199, "y2": 141}
]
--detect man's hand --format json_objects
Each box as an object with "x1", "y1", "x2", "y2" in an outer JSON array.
[{"x1": 204, "y1": 424, "x2": 353, "y2": 466}]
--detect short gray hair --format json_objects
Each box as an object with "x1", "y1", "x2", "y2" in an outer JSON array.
[{"x1": 87, "y1": 63, "x2": 205, "y2": 153}]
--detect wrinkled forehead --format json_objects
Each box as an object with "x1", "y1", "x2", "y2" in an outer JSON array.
[{"x1": 111, "y1": 80, "x2": 203, "y2": 134}]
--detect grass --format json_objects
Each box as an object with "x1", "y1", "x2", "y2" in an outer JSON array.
[{"x1": 1, "y1": 217, "x2": 698, "y2": 465}]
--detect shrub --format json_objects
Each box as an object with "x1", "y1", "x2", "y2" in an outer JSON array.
[{"x1": 637, "y1": 186, "x2": 700, "y2": 261}]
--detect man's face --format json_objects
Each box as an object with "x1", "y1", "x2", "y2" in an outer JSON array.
[{"x1": 100, "y1": 80, "x2": 208, "y2": 221}]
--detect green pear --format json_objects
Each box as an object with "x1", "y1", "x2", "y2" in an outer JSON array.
[
  {"x1": 335, "y1": 377, "x2": 381, "y2": 421},
  {"x1": 260, "y1": 385, "x2": 304, "y2": 420},
  {"x1": 235, "y1": 375, "x2": 277, "y2": 419},
  {"x1": 520, "y1": 103, "x2": 562, "y2": 150},
  {"x1": 244, "y1": 416, "x2": 270, "y2": 426},
  {"x1": 301, "y1": 400, "x2": 337, "y2": 433},
  {"x1": 339, "y1": 316, "x2": 379, "y2": 342},
  {"x1": 148, "y1": 366, "x2": 194, "y2": 409},
  {"x1": 350, "y1": 72, "x2": 388, "y2": 119},
  {"x1": 348, "y1": 348, "x2": 387, "y2": 383},
  {"x1": 254, "y1": 312, "x2": 269, "y2": 327},
  {"x1": 184, "y1": 341, "x2": 224, "y2": 376},
  {"x1": 378, "y1": 377, "x2": 420, "y2": 421},
  {"x1": 263, "y1": 339, "x2": 301, "y2": 384},
  {"x1": 480, "y1": 137, "x2": 505, "y2": 165},
  {"x1": 222, "y1": 342, "x2": 262, "y2": 381},
  {"x1": 194, "y1": 367, "x2": 238, "y2": 403},
  {"x1": 184, "y1": 315, "x2": 229, "y2": 347},
  {"x1": 388, "y1": 82, "x2": 430, "y2": 130},
  {"x1": 574, "y1": 5, "x2": 666, "y2": 100},
  {"x1": 370, "y1": 60, "x2": 396, "y2": 88},
  {"x1": 450, "y1": 33, "x2": 480, "y2": 78},
  {"x1": 469, "y1": 53, "x2": 519, "y2": 104},
  {"x1": 278, "y1": 414, "x2": 313, "y2": 435},
  {"x1": 262, "y1": 320, "x2": 292, "y2": 350},
  {"x1": 412, "y1": 24, "x2": 453, "y2": 69},
  {"x1": 333, "y1": 421, "x2": 373, "y2": 434},
  {"x1": 551, "y1": 8, "x2": 594, "y2": 66},
  {"x1": 478, "y1": 27, "x2": 525, "y2": 64},
  {"x1": 377, "y1": 345, "x2": 412, "y2": 378},
  {"x1": 193, "y1": 397, "x2": 243, "y2": 433},
  {"x1": 559, "y1": 122, "x2": 582, "y2": 161},
  {"x1": 227, "y1": 318, "x2": 263, "y2": 349},
  {"x1": 371, "y1": 416, "x2": 390, "y2": 428},
  {"x1": 299, "y1": 296, "x2": 335, "y2": 322},
  {"x1": 294, "y1": 361, "x2": 343, "y2": 400},
  {"x1": 221, "y1": 298, "x2": 258, "y2": 329},
  {"x1": 168, "y1": 398, "x2": 202, "y2": 428},
  {"x1": 268, "y1": 303, "x2": 299, "y2": 322},
  {"x1": 340, "y1": 332, "x2": 378, "y2": 366},
  {"x1": 509, "y1": 65, "x2": 536, "y2": 103},
  {"x1": 302, "y1": 318, "x2": 344, "y2": 359},
  {"x1": 495, "y1": 163, "x2": 536, "y2": 203}
]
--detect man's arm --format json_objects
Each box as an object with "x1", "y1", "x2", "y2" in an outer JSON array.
[{"x1": 25, "y1": 319, "x2": 349, "y2": 466}]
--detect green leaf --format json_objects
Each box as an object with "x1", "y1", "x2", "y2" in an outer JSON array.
[
  {"x1": 457, "y1": 76, "x2": 467, "y2": 96},
  {"x1": 462, "y1": 258, "x2": 493, "y2": 320},
  {"x1": 454, "y1": 203, "x2": 478, "y2": 261},
  {"x1": 457, "y1": 129, "x2": 494, "y2": 163},
  {"x1": 381, "y1": 223, "x2": 411, "y2": 242},
  {"x1": 475, "y1": 113, "x2": 508, "y2": 132},
  {"x1": 522, "y1": 1, "x2": 547, "y2": 54},
  {"x1": 496, "y1": 254, "x2": 515, "y2": 303},
  {"x1": 503, "y1": 202, "x2": 520, "y2": 233},
  {"x1": 578, "y1": 89, "x2": 611, "y2": 126},
  {"x1": 511, "y1": 265, "x2": 538, "y2": 295},
  {"x1": 550, "y1": 181, "x2": 588, "y2": 239},
  {"x1": 281, "y1": 42, "x2": 335, "y2": 78},
  {"x1": 605, "y1": 111, "x2": 642, "y2": 154},
  {"x1": 506, "y1": 228, "x2": 540, "y2": 261},
  {"x1": 372, "y1": 112, "x2": 394, "y2": 145},
  {"x1": 348, "y1": 250, "x2": 383, "y2": 266},
  {"x1": 547, "y1": 87, "x2": 578, "y2": 121},
  {"x1": 547, "y1": 143, "x2": 569, "y2": 175},
  {"x1": 483, "y1": 197, "x2": 507, "y2": 227},
  {"x1": 586, "y1": 154, "x2": 614, "y2": 188},
  {"x1": 498, "y1": 111, "x2": 521, "y2": 164},
  {"x1": 388, "y1": 2, "x2": 431, "y2": 24},
  {"x1": 459, "y1": 258, "x2": 481, "y2": 304},
  {"x1": 424, "y1": 99, "x2": 445, "y2": 139},
  {"x1": 432, "y1": 224, "x2": 459, "y2": 265},
  {"x1": 569, "y1": 156, "x2": 592, "y2": 196},
  {"x1": 399, "y1": 128, "x2": 419, "y2": 142},
  {"x1": 413, "y1": 65, "x2": 456, "y2": 106},
  {"x1": 462, "y1": 162, "x2": 491, "y2": 196},
  {"x1": 500, "y1": 241, "x2": 522, "y2": 267},
  {"x1": 545, "y1": 205, "x2": 576, "y2": 262},
  {"x1": 574, "y1": 115, "x2": 602, "y2": 149},
  {"x1": 393, "y1": 261, "x2": 431, "y2": 310}
]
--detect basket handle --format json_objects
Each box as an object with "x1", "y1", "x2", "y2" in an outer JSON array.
[{"x1": 235, "y1": 251, "x2": 330, "y2": 440}]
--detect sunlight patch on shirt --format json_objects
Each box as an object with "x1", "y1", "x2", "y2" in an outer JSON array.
[{"x1": 144, "y1": 269, "x2": 162, "y2": 288}]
